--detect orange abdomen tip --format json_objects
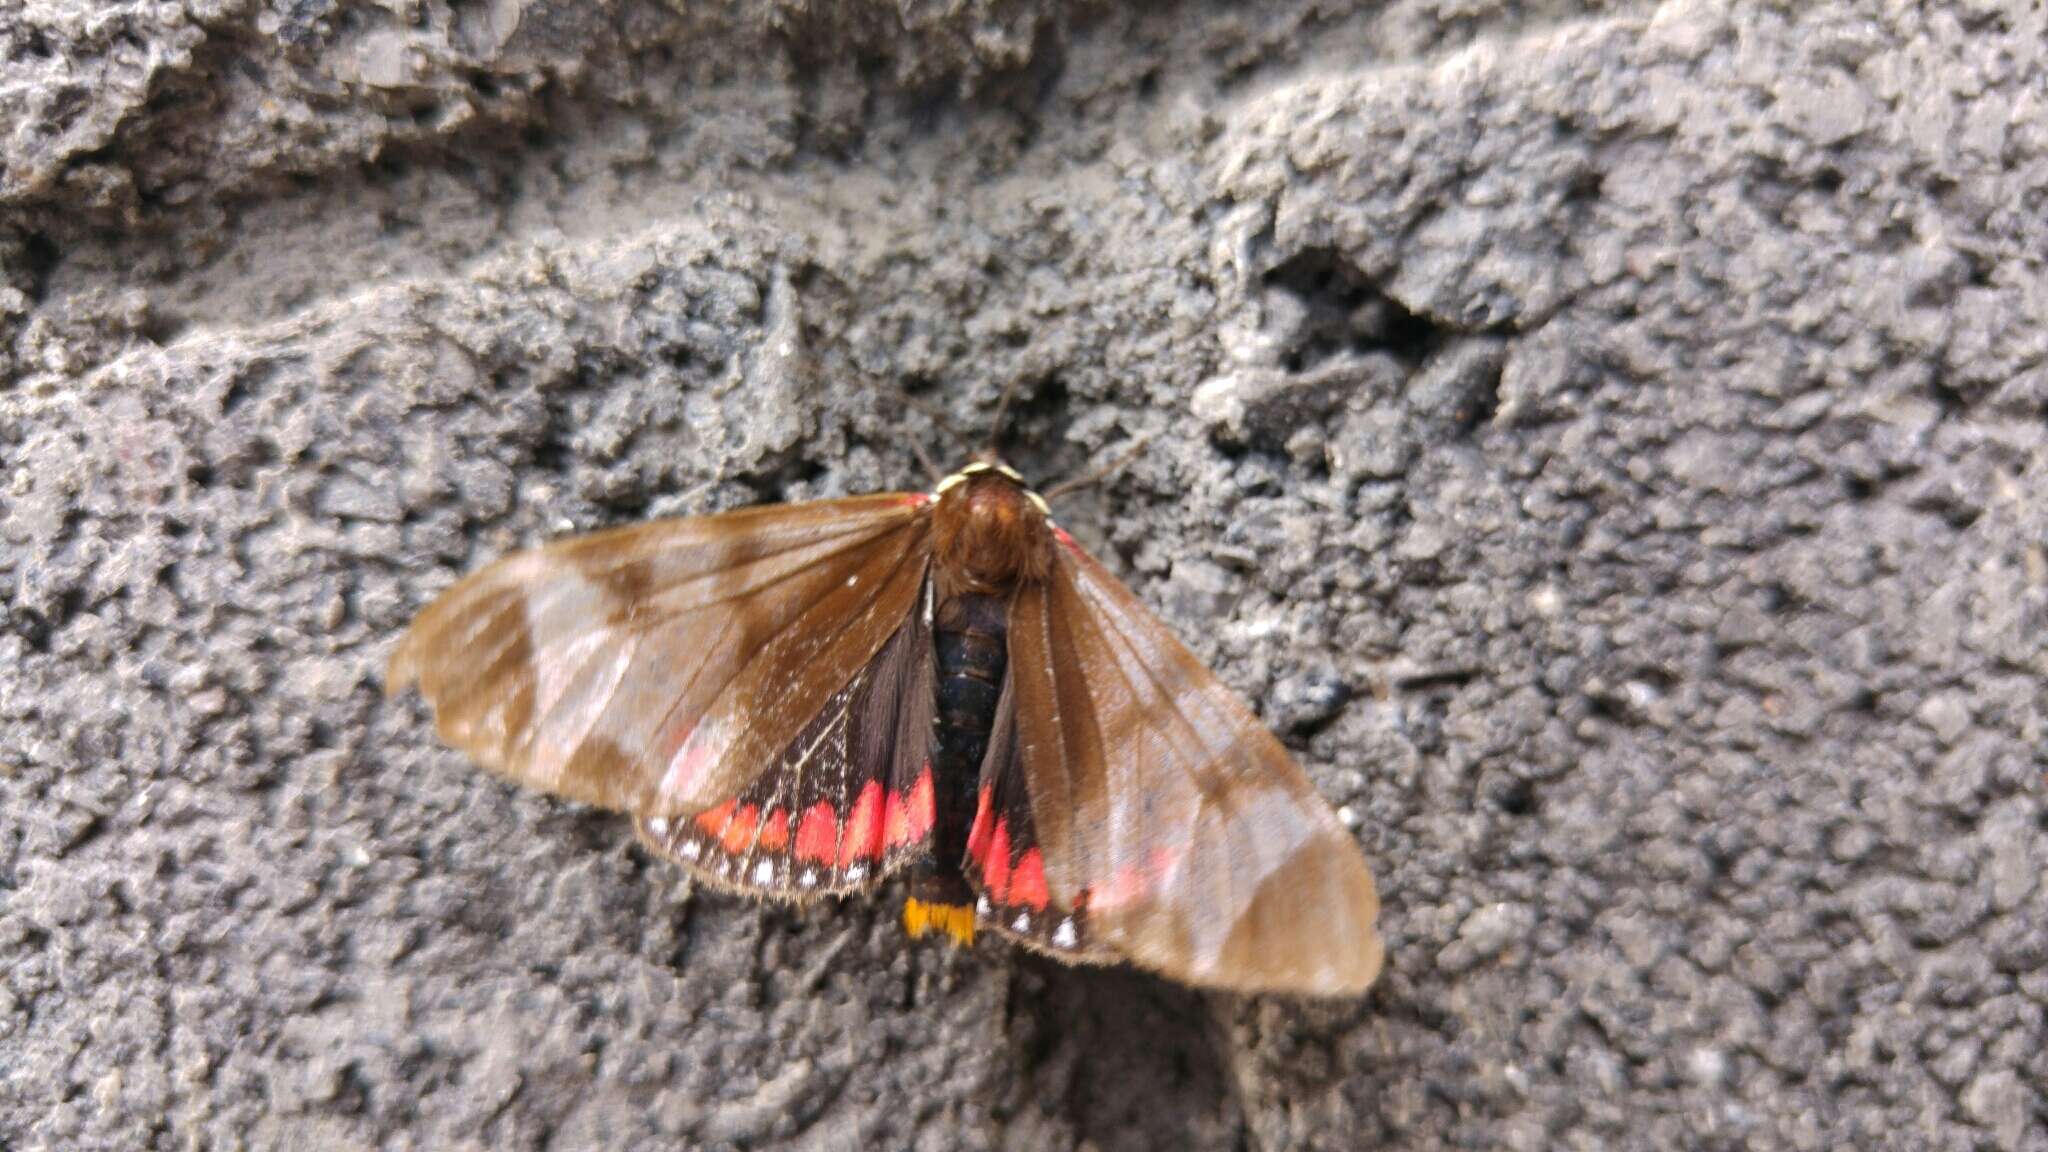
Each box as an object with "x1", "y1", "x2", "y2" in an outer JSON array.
[{"x1": 902, "y1": 899, "x2": 977, "y2": 946}]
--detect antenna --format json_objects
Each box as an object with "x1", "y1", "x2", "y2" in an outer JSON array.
[
  {"x1": 980, "y1": 376, "x2": 1025, "y2": 461},
  {"x1": 1043, "y1": 435, "x2": 1151, "y2": 501},
  {"x1": 898, "y1": 391, "x2": 968, "y2": 484}
]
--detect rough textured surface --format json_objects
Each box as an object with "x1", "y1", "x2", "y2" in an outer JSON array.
[{"x1": 4, "y1": 1, "x2": 2047, "y2": 1148}]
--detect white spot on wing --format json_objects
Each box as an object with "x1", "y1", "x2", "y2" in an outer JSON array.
[
  {"x1": 648, "y1": 817, "x2": 669, "y2": 837},
  {"x1": 1012, "y1": 912, "x2": 1031, "y2": 933},
  {"x1": 754, "y1": 860, "x2": 776, "y2": 885},
  {"x1": 1053, "y1": 919, "x2": 1078, "y2": 949},
  {"x1": 845, "y1": 864, "x2": 866, "y2": 883},
  {"x1": 975, "y1": 895, "x2": 992, "y2": 916},
  {"x1": 800, "y1": 869, "x2": 819, "y2": 888},
  {"x1": 680, "y1": 839, "x2": 702, "y2": 861}
]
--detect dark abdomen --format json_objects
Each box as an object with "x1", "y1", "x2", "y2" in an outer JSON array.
[{"x1": 920, "y1": 592, "x2": 1008, "y2": 897}]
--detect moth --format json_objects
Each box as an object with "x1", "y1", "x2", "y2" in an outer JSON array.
[{"x1": 387, "y1": 459, "x2": 1384, "y2": 995}]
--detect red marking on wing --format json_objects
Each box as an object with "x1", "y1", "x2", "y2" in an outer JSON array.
[
  {"x1": 839, "y1": 780, "x2": 886, "y2": 866},
  {"x1": 795, "y1": 802, "x2": 838, "y2": 863},
  {"x1": 966, "y1": 787, "x2": 995, "y2": 865},
  {"x1": 907, "y1": 765, "x2": 935, "y2": 839},
  {"x1": 757, "y1": 808, "x2": 791, "y2": 853},
  {"x1": 1010, "y1": 847, "x2": 1049, "y2": 912},
  {"x1": 884, "y1": 788, "x2": 909, "y2": 847},
  {"x1": 884, "y1": 763, "x2": 936, "y2": 848},
  {"x1": 719, "y1": 804, "x2": 761, "y2": 854},
  {"x1": 901, "y1": 493, "x2": 934, "y2": 508},
  {"x1": 694, "y1": 798, "x2": 738, "y2": 838},
  {"x1": 984, "y1": 819, "x2": 1013, "y2": 903},
  {"x1": 1052, "y1": 526, "x2": 1081, "y2": 554}
]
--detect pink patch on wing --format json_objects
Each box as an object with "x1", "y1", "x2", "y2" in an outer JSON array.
[
  {"x1": 1053, "y1": 526, "x2": 1081, "y2": 554},
  {"x1": 1097, "y1": 864, "x2": 1147, "y2": 909},
  {"x1": 663, "y1": 718, "x2": 725, "y2": 798},
  {"x1": 839, "y1": 780, "x2": 886, "y2": 866}
]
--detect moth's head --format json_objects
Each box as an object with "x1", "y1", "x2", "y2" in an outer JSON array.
[{"x1": 932, "y1": 461, "x2": 1053, "y2": 591}]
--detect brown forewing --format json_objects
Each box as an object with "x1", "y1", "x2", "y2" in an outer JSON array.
[
  {"x1": 1002, "y1": 537, "x2": 1385, "y2": 996},
  {"x1": 387, "y1": 494, "x2": 933, "y2": 821}
]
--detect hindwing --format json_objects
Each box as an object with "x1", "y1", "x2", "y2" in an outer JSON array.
[{"x1": 635, "y1": 596, "x2": 938, "y2": 897}]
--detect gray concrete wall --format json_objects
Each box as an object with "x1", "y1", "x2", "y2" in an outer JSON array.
[{"x1": 3, "y1": 2, "x2": 2044, "y2": 1148}]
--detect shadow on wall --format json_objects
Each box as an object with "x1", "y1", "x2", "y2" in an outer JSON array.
[{"x1": 1002, "y1": 960, "x2": 1247, "y2": 1151}]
